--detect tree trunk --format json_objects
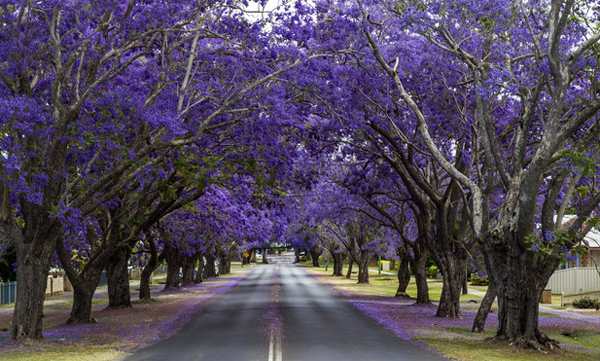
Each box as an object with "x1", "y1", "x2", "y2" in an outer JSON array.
[
  {"x1": 194, "y1": 253, "x2": 204, "y2": 284},
  {"x1": 219, "y1": 253, "x2": 231, "y2": 275},
  {"x1": 462, "y1": 271, "x2": 469, "y2": 295},
  {"x1": 164, "y1": 245, "x2": 181, "y2": 290},
  {"x1": 436, "y1": 255, "x2": 466, "y2": 318},
  {"x1": 261, "y1": 248, "x2": 269, "y2": 264},
  {"x1": 346, "y1": 258, "x2": 354, "y2": 279},
  {"x1": 205, "y1": 255, "x2": 217, "y2": 277},
  {"x1": 106, "y1": 248, "x2": 132, "y2": 309},
  {"x1": 410, "y1": 254, "x2": 430, "y2": 304},
  {"x1": 357, "y1": 252, "x2": 370, "y2": 284},
  {"x1": 395, "y1": 257, "x2": 411, "y2": 297},
  {"x1": 11, "y1": 238, "x2": 54, "y2": 340},
  {"x1": 487, "y1": 244, "x2": 560, "y2": 349},
  {"x1": 181, "y1": 255, "x2": 195, "y2": 286},
  {"x1": 294, "y1": 248, "x2": 300, "y2": 264},
  {"x1": 68, "y1": 282, "x2": 98, "y2": 324},
  {"x1": 333, "y1": 253, "x2": 343, "y2": 276},
  {"x1": 310, "y1": 247, "x2": 321, "y2": 267},
  {"x1": 139, "y1": 244, "x2": 159, "y2": 301},
  {"x1": 472, "y1": 280, "x2": 497, "y2": 332}
]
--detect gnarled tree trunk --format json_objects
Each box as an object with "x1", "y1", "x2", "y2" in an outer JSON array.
[
  {"x1": 472, "y1": 280, "x2": 497, "y2": 332},
  {"x1": 395, "y1": 256, "x2": 411, "y2": 297},
  {"x1": 357, "y1": 252, "x2": 370, "y2": 284},
  {"x1": 436, "y1": 254, "x2": 467, "y2": 318},
  {"x1": 346, "y1": 258, "x2": 353, "y2": 279},
  {"x1": 410, "y1": 252, "x2": 430, "y2": 304},
  {"x1": 333, "y1": 253, "x2": 343, "y2": 276},
  {"x1": 139, "y1": 242, "x2": 159, "y2": 301},
  {"x1": 487, "y1": 243, "x2": 560, "y2": 348},
  {"x1": 164, "y1": 244, "x2": 181, "y2": 290},
  {"x1": 182, "y1": 255, "x2": 195, "y2": 286},
  {"x1": 11, "y1": 235, "x2": 55, "y2": 339},
  {"x1": 219, "y1": 253, "x2": 231, "y2": 275},
  {"x1": 106, "y1": 248, "x2": 132, "y2": 309},
  {"x1": 68, "y1": 278, "x2": 101, "y2": 324}
]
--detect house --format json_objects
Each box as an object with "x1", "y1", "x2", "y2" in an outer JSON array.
[
  {"x1": 564, "y1": 216, "x2": 600, "y2": 270},
  {"x1": 568, "y1": 225, "x2": 600, "y2": 268},
  {"x1": 547, "y1": 220, "x2": 600, "y2": 296}
]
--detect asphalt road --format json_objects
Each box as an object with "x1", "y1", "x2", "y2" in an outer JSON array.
[{"x1": 126, "y1": 254, "x2": 447, "y2": 361}]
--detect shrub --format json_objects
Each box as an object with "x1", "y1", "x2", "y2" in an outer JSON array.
[
  {"x1": 572, "y1": 297, "x2": 600, "y2": 310},
  {"x1": 427, "y1": 265, "x2": 439, "y2": 279},
  {"x1": 470, "y1": 274, "x2": 490, "y2": 286}
]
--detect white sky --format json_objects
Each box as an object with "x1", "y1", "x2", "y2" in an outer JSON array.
[{"x1": 244, "y1": 0, "x2": 290, "y2": 22}]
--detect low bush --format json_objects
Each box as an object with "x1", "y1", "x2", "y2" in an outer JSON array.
[
  {"x1": 572, "y1": 297, "x2": 600, "y2": 310},
  {"x1": 426, "y1": 265, "x2": 439, "y2": 279},
  {"x1": 470, "y1": 274, "x2": 490, "y2": 286}
]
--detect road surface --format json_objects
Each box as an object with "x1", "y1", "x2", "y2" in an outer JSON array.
[{"x1": 126, "y1": 254, "x2": 446, "y2": 361}]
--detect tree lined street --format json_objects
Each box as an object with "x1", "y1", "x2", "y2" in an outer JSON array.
[
  {"x1": 127, "y1": 254, "x2": 446, "y2": 361},
  {"x1": 0, "y1": 0, "x2": 599, "y2": 360}
]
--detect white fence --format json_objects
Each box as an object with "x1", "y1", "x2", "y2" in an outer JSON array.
[
  {"x1": 46, "y1": 275, "x2": 64, "y2": 296},
  {"x1": 546, "y1": 267, "x2": 600, "y2": 295}
]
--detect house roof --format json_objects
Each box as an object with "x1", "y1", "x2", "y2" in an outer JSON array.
[
  {"x1": 561, "y1": 215, "x2": 600, "y2": 249},
  {"x1": 584, "y1": 227, "x2": 600, "y2": 249}
]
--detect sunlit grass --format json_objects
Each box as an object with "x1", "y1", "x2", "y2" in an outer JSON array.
[
  {"x1": 1, "y1": 345, "x2": 125, "y2": 361},
  {"x1": 422, "y1": 336, "x2": 600, "y2": 361},
  {"x1": 304, "y1": 262, "x2": 481, "y2": 302}
]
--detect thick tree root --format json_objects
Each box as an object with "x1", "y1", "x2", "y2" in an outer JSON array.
[{"x1": 494, "y1": 331, "x2": 560, "y2": 351}]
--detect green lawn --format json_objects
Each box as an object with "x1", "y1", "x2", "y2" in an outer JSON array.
[
  {"x1": 305, "y1": 262, "x2": 481, "y2": 302},
  {"x1": 422, "y1": 336, "x2": 600, "y2": 361},
  {"x1": 0, "y1": 345, "x2": 125, "y2": 361}
]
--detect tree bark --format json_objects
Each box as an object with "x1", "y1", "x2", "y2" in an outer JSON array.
[
  {"x1": 310, "y1": 246, "x2": 321, "y2": 267},
  {"x1": 436, "y1": 255, "x2": 466, "y2": 318},
  {"x1": 68, "y1": 281, "x2": 99, "y2": 324},
  {"x1": 261, "y1": 248, "x2": 269, "y2": 264},
  {"x1": 205, "y1": 254, "x2": 217, "y2": 277},
  {"x1": 472, "y1": 280, "x2": 497, "y2": 332},
  {"x1": 106, "y1": 248, "x2": 132, "y2": 309},
  {"x1": 333, "y1": 253, "x2": 344, "y2": 276},
  {"x1": 410, "y1": 254, "x2": 430, "y2": 304},
  {"x1": 357, "y1": 252, "x2": 370, "y2": 284},
  {"x1": 139, "y1": 242, "x2": 159, "y2": 301},
  {"x1": 487, "y1": 244, "x2": 560, "y2": 348},
  {"x1": 11, "y1": 237, "x2": 54, "y2": 340},
  {"x1": 181, "y1": 255, "x2": 195, "y2": 286},
  {"x1": 164, "y1": 244, "x2": 181, "y2": 290},
  {"x1": 395, "y1": 257, "x2": 411, "y2": 297},
  {"x1": 346, "y1": 258, "x2": 354, "y2": 279},
  {"x1": 219, "y1": 253, "x2": 231, "y2": 275}
]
